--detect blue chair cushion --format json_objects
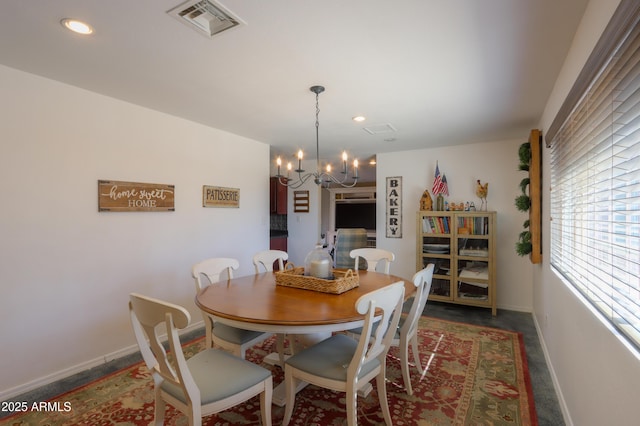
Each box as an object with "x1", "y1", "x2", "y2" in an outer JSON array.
[
  {"x1": 213, "y1": 322, "x2": 266, "y2": 344},
  {"x1": 285, "y1": 334, "x2": 380, "y2": 382},
  {"x1": 161, "y1": 349, "x2": 271, "y2": 405}
]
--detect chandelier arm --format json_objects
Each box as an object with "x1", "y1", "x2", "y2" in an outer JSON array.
[
  {"x1": 322, "y1": 171, "x2": 347, "y2": 184},
  {"x1": 322, "y1": 172, "x2": 359, "y2": 187},
  {"x1": 278, "y1": 171, "x2": 315, "y2": 189}
]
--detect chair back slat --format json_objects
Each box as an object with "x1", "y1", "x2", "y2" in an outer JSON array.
[{"x1": 350, "y1": 281, "x2": 404, "y2": 376}]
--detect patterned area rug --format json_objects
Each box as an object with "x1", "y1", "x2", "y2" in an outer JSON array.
[{"x1": 2, "y1": 317, "x2": 536, "y2": 425}]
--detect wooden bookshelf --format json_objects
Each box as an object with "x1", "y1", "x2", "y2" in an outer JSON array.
[{"x1": 417, "y1": 211, "x2": 497, "y2": 315}]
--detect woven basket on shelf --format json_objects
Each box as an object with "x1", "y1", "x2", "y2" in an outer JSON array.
[{"x1": 275, "y1": 265, "x2": 359, "y2": 294}]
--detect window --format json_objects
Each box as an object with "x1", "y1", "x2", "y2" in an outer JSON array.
[{"x1": 547, "y1": 1, "x2": 640, "y2": 350}]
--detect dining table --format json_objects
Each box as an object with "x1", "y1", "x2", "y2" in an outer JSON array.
[{"x1": 195, "y1": 268, "x2": 414, "y2": 405}]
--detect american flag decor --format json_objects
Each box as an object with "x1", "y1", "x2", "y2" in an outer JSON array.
[
  {"x1": 432, "y1": 162, "x2": 446, "y2": 195},
  {"x1": 441, "y1": 174, "x2": 449, "y2": 196}
]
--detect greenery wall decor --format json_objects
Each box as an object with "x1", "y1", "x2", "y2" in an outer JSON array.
[
  {"x1": 515, "y1": 129, "x2": 542, "y2": 263},
  {"x1": 515, "y1": 142, "x2": 532, "y2": 256}
]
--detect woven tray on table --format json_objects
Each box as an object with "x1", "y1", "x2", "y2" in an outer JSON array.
[{"x1": 275, "y1": 266, "x2": 359, "y2": 294}]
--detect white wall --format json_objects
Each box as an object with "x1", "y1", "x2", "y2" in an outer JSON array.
[
  {"x1": 536, "y1": 1, "x2": 640, "y2": 425},
  {"x1": 286, "y1": 171, "x2": 323, "y2": 266},
  {"x1": 376, "y1": 139, "x2": 532, "y2": 312},
  {"x1": 0, "y1": 65, "x2": 270, "y2": 399}
]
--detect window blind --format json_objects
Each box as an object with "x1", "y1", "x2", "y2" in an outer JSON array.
[{"x1": 549, "y1": 7, "x2": 640, "y2": 350}]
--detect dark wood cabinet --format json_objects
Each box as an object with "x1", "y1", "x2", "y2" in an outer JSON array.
[
  {"x1": 270, "y1": 236, "x2": 287, "y2": 252},
  {"x1": 270, "y1": 177, "x2": 288, "y2": 214}
]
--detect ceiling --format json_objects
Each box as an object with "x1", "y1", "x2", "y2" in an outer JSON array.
[{"x1": 0, "y1": 0, "x2": 588, "y2": 175}]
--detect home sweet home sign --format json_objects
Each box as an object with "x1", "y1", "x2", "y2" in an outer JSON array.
[{"x1": 98, "y1": 180, "x2": 175, "y2": 212}]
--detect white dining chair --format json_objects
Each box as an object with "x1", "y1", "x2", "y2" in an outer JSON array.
[
  {"x1": 282, "y1": 281, "x2": 405, "y2": 426},
  {"x1": 396, "y1": 264, "x2": 434, "y2": 395},
  {"x1": 252, "y1": 249, "x2": 288, "y2": 272},
  {"x1": 252, "y1": 250, "x2": 289, "y2": 365},
  {"x1": 129, "y1": 293, "x2": 273, "y2": 426},
  {"x1": 347, "y1": 264, "x2": 434, "y2": 395},
  {"x1": 192, "y1": 258, "x2": 272, "y2": 358},
  {"x1": 350, "y1": 248, "x2": 395, "y2": 273}
]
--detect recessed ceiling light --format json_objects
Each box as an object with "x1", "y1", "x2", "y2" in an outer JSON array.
[
  {"x1": 61, "y1": 19, "x2": 94, "y2": 35},
  {"x1": 352, "y1": 116, "x2": 366, "y2": 122}
]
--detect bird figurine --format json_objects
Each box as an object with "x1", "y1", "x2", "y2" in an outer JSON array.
[{"x1": 476, "y1": 180, "x2": 489, "y2": 211}]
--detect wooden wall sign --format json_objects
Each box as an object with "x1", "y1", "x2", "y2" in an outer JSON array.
[
  {"x1": 386, "y1": 176, "x2": 402, "y2": 238},
  {"x1": 529, "y1": 129, "x2": 542, "y2": 264},
  {"x1": 294, "y1": 190, "x2": 309, "y2": 212},
  {"x1": 203, "y1": 186, "x2": 240, "y2": 208},
  {"x1": 98, "y1": 180, "x2": 175, "y2": 212}
]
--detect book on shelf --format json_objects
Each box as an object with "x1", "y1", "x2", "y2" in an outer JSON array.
[
  {"x1": 422, "y1": 216, "x2": 451, "y2": 234},
  {"x1": 457, "y1": 216, "x2": 489, "y2": 235}
]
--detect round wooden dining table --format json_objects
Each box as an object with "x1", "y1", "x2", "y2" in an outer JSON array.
[
  {"x1": 195, "y1": 269, "x2": 414, "y2": 335},
  {"x1": 195, "y1": 269, "x2": 413, "y2": 406}
]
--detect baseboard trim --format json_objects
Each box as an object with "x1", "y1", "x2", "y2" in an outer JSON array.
[
  {"x1": 531, "y1": 313, "x2": 573, "y2": 426},
  {"x1": 0, "y1": 320, "x2": 204, "y2": 402},
  {"x1": 496, "y1": 303, "x2": 533, "y2": 313}
]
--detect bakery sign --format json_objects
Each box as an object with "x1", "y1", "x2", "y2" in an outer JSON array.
[
  {"x1": 386, "y1": 176, "x2": 402, "y2": 238},
  {"x1": 98, "y1": 180, "x2": 175, "y2": 212},
  {"x1": 202, "y1": 185, "x2": 240, "y2": 208}
]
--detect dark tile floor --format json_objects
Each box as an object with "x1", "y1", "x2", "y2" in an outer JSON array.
[{"x1": 1, "y1": 302, "x2": 564, "y2": 425}]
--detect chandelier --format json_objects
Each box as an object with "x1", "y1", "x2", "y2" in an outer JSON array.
[{"x1": 275, "y1": 85, "x2": 359, "y2": 188}]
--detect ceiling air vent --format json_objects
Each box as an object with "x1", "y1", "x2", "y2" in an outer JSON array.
[
  {"x1": 168, "y1": 0, "x2": 244, "y2": 38},
  {"x1": 363, "y1": 123, "x2": 397, "y2": 135}
]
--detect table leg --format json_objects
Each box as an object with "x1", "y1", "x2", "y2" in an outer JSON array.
[
  {"x1": 263, "y1": 352, "x2": 288, "y2": 367},
  {"x1": 272, "y1": 379, "x2": 308, "y2": 406},
  {"x1": 268, "y1": 332, "x2": 332, "y2": 406}
]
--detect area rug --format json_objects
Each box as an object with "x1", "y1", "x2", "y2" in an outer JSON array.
[{"x1": 1, "y1": 317, "x2": 537, "y2": 425}]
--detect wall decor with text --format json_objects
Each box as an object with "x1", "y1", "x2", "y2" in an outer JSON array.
[
  {"x1": 98, "y1": 180, "x2": 175, "y2": 212},
  {"x1": 386, "y1": 176, "x2": 402, "y2": 238},
  {"x1": 202, "y1": 185, "x2": 240, "y2": 208}
]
